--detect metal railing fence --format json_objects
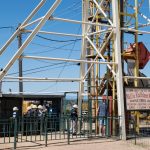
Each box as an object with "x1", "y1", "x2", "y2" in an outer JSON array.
[
  {"x1": 0, "y1": 115, "x2": 121, "y2": 149},
  {"x1": 127, "y1": 118, "x2": 150, "y2": 150}
]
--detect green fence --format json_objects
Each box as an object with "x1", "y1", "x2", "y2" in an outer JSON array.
[
  {"x1": 127, "y1": 118, "x2": 150, "y2": 150},
  {"x1": 0, "y1": 115, "x2": 121, "y2": 149}
]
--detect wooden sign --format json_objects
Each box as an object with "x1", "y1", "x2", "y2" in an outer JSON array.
[{"x1": 125, "y1": 88, "x2": 150, "y2": 110}]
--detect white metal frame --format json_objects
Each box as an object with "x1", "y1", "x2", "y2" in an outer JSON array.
[
  {"x1": 112, "y1": 0, "x2": 126, "y2": 140},
  {"x1": 4, "y1": 76, "x2": 80, "y2": 82},
  {"x1": 0, "y1": 0, "x2": 117, "y2": 89},
  {"x1": 23, "y1": 55, "x2": 116, "y2": 65},
  {"x1": 0, "y1": 0, "x2": 62, "y2": 80}
]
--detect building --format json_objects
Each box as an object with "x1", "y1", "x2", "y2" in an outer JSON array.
[{"x1": 0, "y1": 94, "x2": 64, "y2": 119}]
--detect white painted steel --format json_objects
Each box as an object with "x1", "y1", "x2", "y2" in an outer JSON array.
[
  {"x1": 51, "y1": 17, "x2": 112, "y2": 27},
  {"x1": 87, "y1": 28, "x2": 113, "y2": 36},
  {"x1": 124, "y1": 76, "x2": 150, "y2": 80},
  {"x1": 93, "y1": 0, "x2": 113, "y2": 26},
  {"x1": 78, "y1": 0, "x2": 88, "y2": 119},
  {"x1": 20, "y1": 17, "x2": 44, "y2": 29},
  {"x1": 0, "y1": 0, "x2": 62, "y2": 81},
  {"x1": 86, "y1": 35, "x2": 116, "y2": 75},
  {"x1": 23, "y1": 55, "x2": 117, "y2": 65},
  {"x1": 4, "y1": 76, "x2": 80, "y2": 82},
  {"x1": 82, "y1": 30, "x2": 115, "y2": 81},
  {"x1": 112, "y1": 0, "x2": 126, "y2": 140},
  {"x1": 23, "y1": 30, "x2": 82, "y2": 37},
  {"x1": 0, "y1": 0, "x2": 46, "y2": 55},
  {"x1": 121, "y1": 27, "x2": 150, "y2": 34}
]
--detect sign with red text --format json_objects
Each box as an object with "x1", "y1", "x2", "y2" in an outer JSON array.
[{"x1": 125, "y1": 88, "x2": 150, "y2": 110}]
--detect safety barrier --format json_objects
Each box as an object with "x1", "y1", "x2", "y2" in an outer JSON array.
[
  {"x1": 0, "y1": 115, "x2": 121, "y2": 149},
  {"x1": 127, "y1": 118, "x2": 150, "y2": 150}
]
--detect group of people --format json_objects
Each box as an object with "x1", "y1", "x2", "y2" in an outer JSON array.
[
  {"x1": 12, "y1": 100, "x2": 108, "y2": 136},
  {"x1": 12, "y1": 104, "x2": 47, "y2": 118},
  {"x1": 12, "y1": 101, "x2": 56, "y2": 119},
  {"x1": 70, "y1": 100, "x2": 108, "y2": 136},
  {"x1": 24, "y1": 104, "x2": 47, "y2": 117}
]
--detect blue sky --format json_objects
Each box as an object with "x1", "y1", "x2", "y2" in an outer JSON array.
[
  {"x1": 0, "y1": 0, "x2": 82, "y2": 96},
  {"x1": 0, "y1": 0, "x2": 150, "y2": 98}
]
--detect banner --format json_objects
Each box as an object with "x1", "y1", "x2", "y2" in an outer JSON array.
[{"x1": 125, "y1": 88, "x2": 150, "y2": 110}]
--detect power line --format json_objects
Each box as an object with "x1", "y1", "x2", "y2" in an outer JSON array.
[
  {"x1": 7, "y1": 61, "x2": 79, "y2": 76},
  {"x1": 36, "y1": 25, "x2": 81, "y2": 92},
  {"x1": 55, "y1": 0, "x2": 81, "y2": 16},
  {"x1": 26, "y1": 41, "x2": 80, "y2": 55},
  {"x1": 45, "y1": 1, "x2": 82, "y2": 28},
  {"x1": 57, "y1": 25, "x2": 82, "y2": 79},
  {"x1": 25, "y1": 45, "x2": 80, "y2": 55},
  {"x1": 36, "y1": 35, "x2": 81, "y2": 43},
  {"x1": 7, "y1": 62, "x2": 67, "y2": 76},
  {"x1": 23, "y1": 63, "x2": 78, "y2": 76},
  {"x1": 0, "y1": 26, "x2": 15, "y2": 30}
]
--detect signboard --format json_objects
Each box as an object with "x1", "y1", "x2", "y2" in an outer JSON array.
[{"x1": 125, "y1": 88, "x2": 150, "y2": 110}]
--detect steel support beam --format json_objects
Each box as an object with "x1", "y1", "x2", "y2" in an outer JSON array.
[
  {"x1": 78, "y1": 0, "x2": 88, "y2": 119},
  {"x1": 124, "y1": 76, "x2": 150, "y2": 80},
  {"x1": 0, "y1": 0, "x2": 61, "y2": 80},
  {"x1": 86, "y1": 35, "x2": 116, "y2": 75},
  {"x1": 23, "y1": 30, "x2": 82, "y2": 37},
  {"x1": 92, "y1": 0, "x2": 113, "y2": 26},
  {"x1": 112, "y1": 0, "x2": 126, "y2": 140},
  {"x1": 0, "y1": 0, "x2": 46, "y2": 55},
  {"x1": 51, "y1": 17, "x2": 112, "y2": 27},
  {"x1": 4, "y1": 76, "x2": 80, "y2": 82},
  {"x1": 23, "y1": 55, "x2": 116, "y2": 65},
  {"x1": 121, "y1": 27, "x2": 150, "y2": 34}
]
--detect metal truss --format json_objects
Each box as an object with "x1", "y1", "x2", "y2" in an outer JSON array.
[
  {"x1": 0, "y1": 0, "x2": 150, "y2": 140},
  {"x1": 0, "y1": 0, "x2": 62, "y2": 80},
  {"x1": 78, "y1": 0, "x2": 150, "y2": 140},
  {"x1": 0, "y1": 0, "x2": 116, "y2": 83}
]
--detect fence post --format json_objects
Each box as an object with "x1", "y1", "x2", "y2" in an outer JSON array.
[
  {"x1": 21, "y1": 117, "x2": 24, "y2": 142},
  {"x1": 67, "y1": 117, "x2": 70, "y2": 145},
  {"x1": 79, "y1": 116, "x2": 82, "y2": 134},
  {"x1": 119, "y1": 116, "x2": 122, "y2": 139},
  {"x1": 106, "y1": 116, "x2": 108, "y2": 137},
  {"x1": 45, "y1": 116, "x2": 48, "y2": 147},
  {"x1": 134, "y1": 120, "x2": 137, "y2": 145},
  {"x1": 14, "y1": 118, "x2": 17, "y2": 149}
]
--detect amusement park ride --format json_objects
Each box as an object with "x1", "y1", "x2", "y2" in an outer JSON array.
[{"x1": 0, "y1": 0, "x2": 150, "y2": 140}]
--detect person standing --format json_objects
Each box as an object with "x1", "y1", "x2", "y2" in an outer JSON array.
[
  {"x1": 12, "y1": 107, "x2": 19, "y2": 118},
  {"x1": 37, "y1": 105, "x2": 43, "y2": 117},
  {"x1": 97, "y1": 99, "x2": 108, "y2": 136},
  {"x1": 70, "y1": 104, "x2": 78, "y2": 135},
  {"x1": 24, "y1": 106, "x2": 32, "y2": 117},
  {"x1": 32, "y1": 105, "x2": 38, "y2": 117},
  {"x1": 12, "y1": 107, "x2": 19, "y2": 138}
]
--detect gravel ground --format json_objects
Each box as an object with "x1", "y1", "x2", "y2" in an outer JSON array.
[{"x1": 0, "y1": 138, "x2": 148, "y2": 150}]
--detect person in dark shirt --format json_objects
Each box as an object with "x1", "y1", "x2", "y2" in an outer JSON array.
[
  {"x1": 97, "y1": 99, "x2": 108, "y2": 136},
  {"x1": 70, "y1": 104, "x2": 78, "y2": 135},
  {"x1": 32, "y1": 105, "x2": 38, "y2": 117},
  {"x1": 24, "y1": 106, "x2": 32, "y2": 117}
]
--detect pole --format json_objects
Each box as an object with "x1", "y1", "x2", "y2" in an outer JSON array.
[
  {"x1": 134, "y1": 0, "x2": 140, "y2": 134},
  {"x1": 112, "y1": 0, "x2": 126, "y2": 140},
  {"x1": 78, "y1": 0, "x2": 88, "y2": 132},
  {"x1": 17, "y1": 24, "x2": 23, "y2": 94}
]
